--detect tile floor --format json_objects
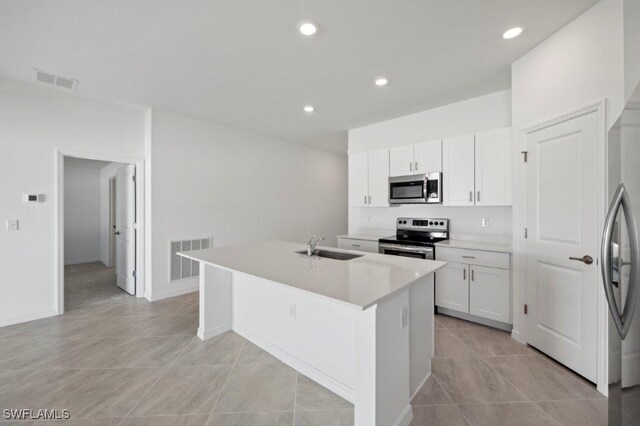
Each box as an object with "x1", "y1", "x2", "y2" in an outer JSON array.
[
  {"x1": 64, "y1": 262, "x2": 131, "y2": 310},
  {"x1": 0, "y1": 293, "x2": 613, "y2": 425}
]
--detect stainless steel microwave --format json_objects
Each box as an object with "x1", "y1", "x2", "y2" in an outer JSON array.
[{"x1": 388, "y1": 173, "x2": 442, "y2": 204}]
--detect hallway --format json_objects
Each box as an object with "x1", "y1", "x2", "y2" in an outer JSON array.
[{"x1": 65, "y1": 262, "x2": 130, "y2": 311}]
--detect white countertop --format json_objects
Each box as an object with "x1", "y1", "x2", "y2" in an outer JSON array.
[
  {"x1": 336, "y1": 232, "x2": 392, "y2": 242},
  {"x1": 435, "y1": 239, "x2": 512, "y2": 254},
  {"x1": 179, "y1": 240, "x2": 445, "y2": 310}
]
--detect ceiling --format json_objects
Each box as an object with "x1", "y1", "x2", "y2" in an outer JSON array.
[{"x1": 0, "y1": 0, "x2": 598, "y2": 153}]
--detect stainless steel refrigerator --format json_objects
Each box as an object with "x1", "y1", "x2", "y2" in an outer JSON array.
[{"x1": 604, "y1": 85, "x2": 640, "y2": 424}]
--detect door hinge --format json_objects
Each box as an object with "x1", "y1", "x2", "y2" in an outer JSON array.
[
  {"x1": 132, "y1": 175, "x2": 136, "y2": 182},
  {"x1": 524, "y1": 304, "x2": 528, "y2": 315},
  {"x1": 524, "y1": 228, "x2": 528, "y2": 238},
  {"x1": 521, "y1": 151, "x2": 528, "y2": 162},
  {"x1": 133, "y1": 270, "x2": 137, "y2": 278}
]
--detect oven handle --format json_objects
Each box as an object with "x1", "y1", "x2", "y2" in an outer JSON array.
[{"x1": 379, "y1": 243, "x2": 434, "y2": 254}]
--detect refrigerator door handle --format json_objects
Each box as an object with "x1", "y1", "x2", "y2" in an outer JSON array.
[{"x1": 601, "y1": 183, "x2": 640, "y2": 339}]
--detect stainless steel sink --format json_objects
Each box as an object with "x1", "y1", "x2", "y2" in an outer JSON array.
[{"x1": 295, "y1": 249, "x2": 363, "y2": 261}]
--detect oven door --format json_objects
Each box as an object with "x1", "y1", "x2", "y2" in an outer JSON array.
[
  {"x1": 379, "y1": 243, "x2": 434, "y2": 260},
  {"x1": 389, "y1": 174, "x2": 427, "y2": 204}
]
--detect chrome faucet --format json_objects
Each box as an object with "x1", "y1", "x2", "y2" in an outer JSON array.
[{"x1": 307, "y1": 235, "x2": 325, "y2": 256}]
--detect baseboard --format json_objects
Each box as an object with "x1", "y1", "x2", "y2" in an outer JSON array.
[
  {"x1": 64, "y1": 258, "x2": 100, "y2": 266},
  {"x1": 511, "y1": 328, "x2": 525, "y2": 344},
  {"x1": 437, "y1": 307, "x2": 512, "y2": 332},
  {"x1": 0, "y1": 308, "x2": 59, "y2": 327},
  {"x1": 395, "y1": 404, "x2": 414, "y2": 426},
  {"x1": 233, "y1": 323, "x2": 355, "y2": 404},
  {"x1": 197, "y1": 324, "x2": 231, "y2": 340},
  {"x1": 410, "y1": 372, "x2": 431, "y2": 401},
  {"x1": 147, "y1": 284, "x2": 198, "y2": 302}
]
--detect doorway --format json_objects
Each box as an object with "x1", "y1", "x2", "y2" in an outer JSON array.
[{"x1": 61, "y1": 155, "x2": 138, "y2": 311}]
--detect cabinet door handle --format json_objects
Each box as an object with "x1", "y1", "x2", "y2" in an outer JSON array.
[
  {"x1": 368, "y1": 195, "x2": 371, "y2": 204},
  {"x1": 352, "y1": 244, "x2": 361, "y2": 247},
  {"x1": 462, "y1": 255, "x2": 476, "y2": 259},
  {"x1": 469, "y1": 191, "x2": 473, "y2": 202},
  {"x1": 477, "y1": 191, "x2": 480, "y2": 202},
  {"x1": 463, "y1": 268, "x2": 466, "y2": 280},
  {"x1": 364, "y1": 195, "x2": 367, "y2": 205},
  {"x1": 471, "y1": 269, "x2": 475, "y2": 281},
  {"x1": 415, "y1": 161, "x2": 418, "y2": 171},
  {"x1": 409, "y1": 162, "x2": 413, "y2": 172}
]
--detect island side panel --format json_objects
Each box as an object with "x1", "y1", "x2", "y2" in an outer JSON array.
[
  {"x1": 231, "y1": 272, "x2": 357, "y2": 402},
  {"x1": 198, "y1": 263, "x2": 233, "y2": 340},
  {"x1": 409, "y1": 273, "x2": 435, "y2": 397},
  {"x1": 355, "y1": 289, "x2": 412, "y2": 426}
]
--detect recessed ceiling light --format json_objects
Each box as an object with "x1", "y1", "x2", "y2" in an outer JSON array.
[
  {"x1": 375, "y1": 77, "x2": 389, "y2": 87},
  {"x1": 298, "y1": 20, "x2": 318, "y2": 36},
  {"x1": 502, "y1": 27, "x2": 523, "y2": 39},
  {"x1": 303, "y1": 105, "x2": 315, "y2": 113}
]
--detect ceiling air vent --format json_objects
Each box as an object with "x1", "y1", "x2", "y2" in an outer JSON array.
[{"x1": 33, "y1": 69, "x2": 78, "y2": 90}]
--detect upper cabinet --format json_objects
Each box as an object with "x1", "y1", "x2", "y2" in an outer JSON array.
[
  {"x1": 442, "y1": 134, "x2": 475, "y2": 206},
  {"x1": 348, "y1": 149, "x2": 389, "y2": 208},
  {"x1": 389, "y1": 140, "x2": 442, "y2": 177},
  {"x1": 443, "y1": 128, "x2": 512, "y2": 206},
  {"x1": 475, "y1": 128, "x2": 512, "y2": 206}
]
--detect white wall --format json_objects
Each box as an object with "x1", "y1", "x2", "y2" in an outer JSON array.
[
  {"x1": 510, "y1": 0, "x2": 626, "y2": 346},
  {"x1": 348, "y1": 90, "x2": 512, "y2": 153},
  {"x1": 99, "y1": 162, "x2": 124, "y2": 266},
  {"x1": 145, "y1": 109, "x2": 348, "y2": 300},
  {"x1": 64, "y1": 161, "x2": 101, "y2": 264},
  {"x1": 0, "y1": 78, "x2": 145, "y2": 326},
  {"x1": 347, "y1": 90, "x2": 512, "y2": 240}
]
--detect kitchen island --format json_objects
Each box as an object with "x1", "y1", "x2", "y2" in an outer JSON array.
[{"x1": 179, "y1": 241, "x2": 445, "y2": 426}]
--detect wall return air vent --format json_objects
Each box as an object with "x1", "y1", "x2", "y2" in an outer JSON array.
[
  {"x1": 169, "y1": 237, "x2": 213, "y2": 282},
  {"x1": 33, "y1": 69, "x2": 78, "y2": 90}
]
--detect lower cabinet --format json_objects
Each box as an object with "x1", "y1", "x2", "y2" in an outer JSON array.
[
  {"x1": 435, "y1": 262, "x2": 469, "y2": 312},
  {"x1": 436, "y1": 247, "x2": 511, "y2": 324}
]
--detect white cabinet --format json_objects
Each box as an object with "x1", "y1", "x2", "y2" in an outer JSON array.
[
  {"x1": 389, "y1": 145, "x2": 414, "y2": 176},
  {"x1": 389, "y1": 140, "x2": 442, "y2": 177},
  {"x1": 348, "y1": 149, "x2": 389, "y2": 207},
  {"x1": 436, "y1": 247, "x2": 511, "y2": 324},
  {"x1": 475, "y1": 128, "x2": 512, "y2": 206},
  {"x1": 442, "y1": 128, "x2": 512, "y2": 206},
  {"x1": 469, "y1": 265, "x2": 510, "y2": 323},
  {"x1": 442, "y1": 134, "x2": 476, "y2": 206},
  {"x1": 337, "y1": 238, "x2": 379, "y2": 253},
  {"x1": 435, "y1": 262, "x2": 469, "y2": 313},
  {"x1": 414, "y1": 140, "x2": 442, "y2": 173}
]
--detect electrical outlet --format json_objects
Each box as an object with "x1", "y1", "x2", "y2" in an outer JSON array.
[
  {"x1": 482, "y1": 218, "x2": 489, "y2": 227},
  {"x1": 289, "y1": 303, "x2": 296, "y2": 319},
  {"x1": 401, "y1": 306, "x2": 408, "y2": 329},
  {"x1": 6, "y1": 219, "x2": 18, "y2": 231}
]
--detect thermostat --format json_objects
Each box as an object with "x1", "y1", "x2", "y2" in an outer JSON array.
[{"x1": 23, "y1": 194, "x2": 44, "y2": 203}]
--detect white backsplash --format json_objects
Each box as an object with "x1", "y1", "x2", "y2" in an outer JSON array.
[{"x1": 349, "y1": 205, "x2": 513, "y2": 241}]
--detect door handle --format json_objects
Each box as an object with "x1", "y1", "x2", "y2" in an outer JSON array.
[
  {"x1": 463, "y1": 268, "x2": 466, "y2": 280},
  {"x1": 114, "y1": 231, "x2": 121, "y2": 235},
  {"x1": 569, "y1": 255, "x2": 593, "y2": 265},
  {"x1": 601, "y1": 183, "x2": 640, "y2": 339}
]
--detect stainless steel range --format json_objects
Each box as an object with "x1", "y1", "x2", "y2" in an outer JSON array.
[{"x1": 378, "y1": 217, "x2": 449, "y2": 260}]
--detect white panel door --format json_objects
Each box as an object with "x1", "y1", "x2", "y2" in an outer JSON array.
[
  {"x1": 348, "y1": 153, "x2": 369, "y2": 207},
  {"x1": 526, "y1": 112, "x2": 598, "y2": 382},
  {"x1": 435, "y1": 262, "x2": 469, "y2": 313},
  {"x1": 414, "y1": 140, "x2": 442, "y2": 174},
  {"x1": 475, "y1": 128, "x2": 512, "y2": 206},
  {"x1": 367, "y1": 149, "x2": 390, "y2": 207},
  {"x1": 389, "y1": 145, "x2": 414, "y2": 177},
  {"x1": 115, "y1": 164, "x2": 136, "y2": 295},
  {"x1": 469, "y1": 265, "x2": 510, "y2": 323},
  {"x1": 443, "y1": 134, "x2": 475, "y2": 206}
]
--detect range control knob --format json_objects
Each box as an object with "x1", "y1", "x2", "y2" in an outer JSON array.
[
  {"x1": 429, "y1": 221, "x2": 433, "y2": 225},
  {"x1": 440, "y1": 221, "x2": 445, "y2": 226}
]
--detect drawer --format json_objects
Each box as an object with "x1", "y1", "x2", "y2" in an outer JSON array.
[
  {"x1": 436, "y1": 246, "x2": 510, "y2": 270},
  {"x1": 337, "y1": 238, "x2": 379, "y2": 253}
]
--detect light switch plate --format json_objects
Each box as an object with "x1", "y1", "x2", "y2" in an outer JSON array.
[{"x1": 6, "y1": 219, "x2": 19, "y2": 231}]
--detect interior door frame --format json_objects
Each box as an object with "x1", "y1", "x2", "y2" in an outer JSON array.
[
  {"x1": 55, "y1": 149, "x2": 146, "y2": 315},
  {"x1": 513, "y1": 100, "x2": 608, "y2": 395},
  {"x1": 109, "y1": 176, "x2": 117, "y2": 268}
]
